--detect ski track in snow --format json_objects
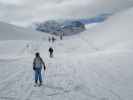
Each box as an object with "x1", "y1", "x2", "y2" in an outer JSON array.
[
  {"x1": 0, "y1": 56, "x2": 121, "y2": 100},
  {"x1": 0, "y1": 39, "x2": 123, "y2": 100},
  {"x1": 0, "y1": 37, "x2": 126, "y2": 100}
]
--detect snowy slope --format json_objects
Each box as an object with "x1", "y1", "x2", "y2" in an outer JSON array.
[
  {"x1": 0, "y1": 21, "x2": 49, "y2": 40},
  {"x1": 0, "y1": 21, "x2": 51, "y2": 58},
  {"x1": 0, "y1": 7, "x2": 133, "y2": 100}
]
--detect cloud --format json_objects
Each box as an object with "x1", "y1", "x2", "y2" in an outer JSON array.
[
  {"x1": 0, "y1": 0, "x2": 133, "y2": 27},
  {"x1": 0, "y1": 0, "x2": 23, "y2": 5}
]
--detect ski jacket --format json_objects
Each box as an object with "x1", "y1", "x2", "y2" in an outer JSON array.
[{"x1": 33, "y1": 57, "x2": 45, "y2": 69}]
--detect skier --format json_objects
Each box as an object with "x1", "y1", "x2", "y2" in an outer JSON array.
[
  {"x1": 48, "y1": 37, "x2": 51, "y2": 42},
  {"x1": 52, "y1": 37, "x2": 56, "y2": 43},
  {"x1": 60, "y1": 32, "x2": 63, "y2": 40},
  {"x1": 33, "y1": 52, "x2": 46, "y2": 86},
  {"x1": 49, "y1": 47, "x2": 54, "y2": 58}
]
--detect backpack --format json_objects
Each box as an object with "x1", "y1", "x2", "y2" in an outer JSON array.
[{"x1": 34, "y1": 57, "x2": 42, "y2": 68}]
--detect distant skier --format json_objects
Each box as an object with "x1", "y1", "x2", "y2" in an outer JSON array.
[
  {"x1": 60, "y1": 32, "x2": 63, "y2": 40},
  {"x1": 33, "y1": 52, "x2": 46, "y2": 86},
  {"x1": 48, "y1": 37, "x2": 51, "y2": 42},
  {"x1": 49, "y1": 47, "x2": 54, "y2": 58},
  {"x1": 52, "y1": 37, "x2": 56, "y2": 43}
]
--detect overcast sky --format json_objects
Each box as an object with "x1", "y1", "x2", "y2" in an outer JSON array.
[{"x1": 0, "y1": 0, "x2": 133, "y2": 27}]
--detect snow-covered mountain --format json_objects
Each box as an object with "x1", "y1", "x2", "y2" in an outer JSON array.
[
  {"x1": 78, "y1": 13, "x2": 111, "y2": 24},
  {"x1": 35, "y1": 20, "x2": 86, "y2": 36},
  {"x1": 34, "y1": 14, "x2": 110, "y2": 36},
  {"x1": 35, "y1": 20, "x2": 62, "y2": 35},
  {"x1": 0, "y1": 6, "x2": 133, "y2": 100},
  {"x1": 0, "y1": 21, "x2": 51, "y2": 58},
  {"x1": 0, "y1": 21, "x2": 49, "y2": 40}
]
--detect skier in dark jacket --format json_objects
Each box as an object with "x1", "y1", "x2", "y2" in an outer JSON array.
[
  {"x1": 49, "y1": 47, "x2": 54, "y2": 58},
  {"x1": 33, "y1": 52, "x2": 46, "y2": 86},
  {"x1": 52, "y1": 37, "x2": 56, "y2": 43},
  {"x1": 48, "y1": 37, "x2": 51, "y2": 42}
]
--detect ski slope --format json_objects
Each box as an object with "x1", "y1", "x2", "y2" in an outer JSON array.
[
  {"x1": 0, "y1": 21, "x2": 50, "y2": 40},
  {"x1": 0, "y1": 7, "x2": 133, "y2": 100}
]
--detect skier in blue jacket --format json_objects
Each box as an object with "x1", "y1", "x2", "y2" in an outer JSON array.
[{"x1": 33, "y1": 52, "x2": 46, "y2": 86}]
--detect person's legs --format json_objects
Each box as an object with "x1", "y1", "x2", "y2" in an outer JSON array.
[
  {"x1": 38, "y1": 68, "x2": 42, "y2": 84},
  {"x1": 49, "y1": 52, "x2": 51, "y2": 57},
  {"x1": 50, "y1": 52, "x2": 53, "y2": 58},
  {"x1": 35, "y1": 69, "x2": 39, "y2": 84},
  {"x1": 51, "y1": 52, "x2": 53, "y2": 57}
]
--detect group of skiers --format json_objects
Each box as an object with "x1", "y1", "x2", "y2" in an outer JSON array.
[
  {"x1": 48, "y1": 33, "x2": 63, "y2": 42},
  {"x1": 33, "y1": 34, "x2": 65, "y2": 86},
  {"x1": 48, "y1": 36, "x2": 56, "y2": 43}
]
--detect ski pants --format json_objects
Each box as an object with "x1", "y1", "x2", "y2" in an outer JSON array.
[
  {"x1": 35, "y1": 68, "x2": 42, "y2": 83},
  {"x1": 50, "y1": 52, "x2": 53, "y2": 58}
]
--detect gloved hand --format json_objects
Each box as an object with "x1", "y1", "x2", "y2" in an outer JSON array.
[
  {"x1": 33, "y1": 66, "x2": 35, "y2": 70},
  {"x1": 44, "y1": 65, "x2": 46, "y2": 71}
]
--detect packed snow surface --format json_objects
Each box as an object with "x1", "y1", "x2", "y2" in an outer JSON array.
[{"x1": 0, "y1": 7, "x2": 133, "y2": 100}]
